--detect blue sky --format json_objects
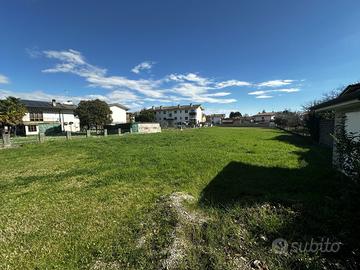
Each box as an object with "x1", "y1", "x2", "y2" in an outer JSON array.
[{"x1": 1, "y1": 0, "x2": 360, "y2": 115}]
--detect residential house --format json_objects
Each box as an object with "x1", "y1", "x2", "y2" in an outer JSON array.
[
  {"x1": 221, "y1": 118, "x2": 234, "y2": 125},
  {"x1": 147, "y1": 104, "x2": 205, "y2": 127},
  {"x1": 220, "y1": 116, "x2": 252, "y2": 126},
  {"x1": 311, "y1": 82, "x2": 360, "y2": 166},
  {"x1": 252, "y1": 112, "x2": 276, "y2": 123},
  {"x1": 109, "y1": 103, "x2": 129, "y2": 124},
  {"x1": 20, "y1": 99, "x2": 80, "y2": 135},
  {"x1": 206, "y1": 114, "x2": 225, "y2": 125}
]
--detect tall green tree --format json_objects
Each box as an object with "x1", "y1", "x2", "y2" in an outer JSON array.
[
  {"x1": 0, "y1": 96, "x2": 27, "y2": 134},
  {"x1": 74, "y1": 99, "x2": 112, "y2": 129},
  {"x1": 229, "y1": 111, "x2": 242, "y2": 118},
  {"x1": 135, "y1": 110, "x2": 155, "y2": 122}
]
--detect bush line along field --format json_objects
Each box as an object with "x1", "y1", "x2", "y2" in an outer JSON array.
[{"x1": 0, "y1": 127, "x2": 359, "y2": 269}]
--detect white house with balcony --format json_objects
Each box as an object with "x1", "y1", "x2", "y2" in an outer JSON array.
[
  {"x1": 20, "y1": 99, "x2": 80, "y2": 135},
  {"x1": 147, "y1": 104, "x2": 205, "y2": 127}
]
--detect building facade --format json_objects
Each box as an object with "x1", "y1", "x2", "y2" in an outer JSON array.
[
  {"x1": 109, "y1": 103, "x2": 129, "y2": 124},
  {"x1": 312, "y1": 83, "x2": 360, "y2": 166},
  {"x1": 251, "y1": 112, "x2": 276, "y2": 123},
  {"x1": 206, "y1": 114, "x2": 225, "y2": 125},
  {"x1": 148, "y1": 104, "x2": 204, "y2": 127},
  {"x1": 20, "y1": 99, "x2": 80, "y2": 135}
]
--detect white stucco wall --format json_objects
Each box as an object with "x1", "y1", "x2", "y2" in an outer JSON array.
[
  {"x1": 212, "y1": 116, "x2": 222, "y2": 124},
  {"x1": 346, "y1": 111, "x2": 360, "y2": 134},
  {"x1": 110, "y1": 106, "x2": 127, "y2": 124},
  {"x1": 62, "y1": 112, "x2": 80, "y2": 132},
  {"x1": 154, "y1": 107, "x2": 204, "y2": 124},
  {"x1": 23, "y1": 110, "x2": 80, "y2": 134},
  {"x1": 25, "y1": 125, "x2": 39, "y2": 135},
  {"x1": 195, "y1": 107, "x2": 203, "y2": 123}
]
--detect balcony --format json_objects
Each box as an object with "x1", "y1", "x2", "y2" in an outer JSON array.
[{"x1": 189, "y1": 111, "x2": 196, "y2": 116}]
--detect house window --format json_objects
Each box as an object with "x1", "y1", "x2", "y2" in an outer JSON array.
[
  {"x1": 185, "y1": 110, "x2": 188, "y2": 113},
  {"x1": 28, "y1": 125, "x2": 37, "y2": 132},
  {"x1": 174, "y1": 110, "x2": 177, "y2": 114},
  {"x1": 163, "y1": 117, "x2": 166, "y2": 120},
  {"x1": 163, "y1": 111, "x2": 166, "y2": 114},
  {"x1": 185, "y1": 117, "x2": 188, "y2": 120},
  {"x1": 169, "y1": 113, "x2": 172, "y2": 117},
  {"x1": 175, "y1": 117, "x2": 177, "y2": 120},
  {"x1": 30, "y1": 112, "x2": 43, "y2": 121}
]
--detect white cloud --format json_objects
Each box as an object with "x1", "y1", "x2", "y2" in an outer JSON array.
[
  {"x1": 258, "y1": 79, "x2": 294, "y2": 87},
  {"x1": 276, "y1": 88, "x2": 300, "y2": 93},
  {"x1": 215, "y1": 80, "x2": 251, "y2": 88},
  {"x1": 248, "y1": 88, "x2": 300, "y2": 98},
  {"x1": 131, "y1": 61, "x2": 155, "y2": 74},
  {"x1": 38, "y1": 49, "x2": 304, "y2": 106},
  {"x1": 0, "y1": 74, "x2": 9, "y2": 84},
  {"x1": 86, "y1": 75, "x2": 164, "y2": 98},
  {"x1": 167, "y1": 73, "x2": 212, "y2": 86},
  {"x1": 42, "y1": 49, "x2": 106, "y2": 78},
  {"x1": 44, "y1": 49, "x2": 86, "y2": 65},
  {"x1": 0, "y1": 88, "x2": 145, "y2": 111},
  {"x1": 248, "y1": 90, "x2": 266, "y2": 95},
  {"x1": 206, "y1": 92, "x2": 231, "y2": 97}
]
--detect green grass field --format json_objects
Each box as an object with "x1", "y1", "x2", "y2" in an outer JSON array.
[{"x1": 0, "y1": 128, "x2": 359, "y2": 269}]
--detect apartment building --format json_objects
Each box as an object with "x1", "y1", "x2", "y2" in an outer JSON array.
[{"x1": 148, "y1": 104, "x2": 204, "y2": 126}]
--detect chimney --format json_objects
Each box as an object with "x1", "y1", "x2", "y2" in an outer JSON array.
[
  {"x1": 52, "y1": 99, "x2": 56, "y2": 107},
  {"x1": 152, "y1": 106, "x2": 155, "y2": 110},
  {"x1": 160, "y1": 106, "x2": 163, "y2": 109},
  {"x1": 189, "y1": 103, "x2": 192, "y2": 107},
  {"x1": 177, "y1": 104, "x2": 180, "y2": 108}
]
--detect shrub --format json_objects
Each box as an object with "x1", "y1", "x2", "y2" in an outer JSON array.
[{"x1": 333, "y1": 114, "x2": 360, "y2": 181}]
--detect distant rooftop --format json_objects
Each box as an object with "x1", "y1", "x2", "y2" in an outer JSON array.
[
  {"x1": 108, "y1": 103, "x2": 130, "y2": 111},
  {"x1": 252, "y1": 112, "x2": 276, "y2": 117},
  {"x1": 147, "y1": 104, "x2": 203, "y2": 111},
  {"x1": 208, "y1": 114, "x2": 225, "y2": 117},
  {"x1": 20, "y1": 99, "x2": 77, "y2": 110}
]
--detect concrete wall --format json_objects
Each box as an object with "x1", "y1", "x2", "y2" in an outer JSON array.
[
  {"x1": 134, "y1": 123, "x2": 161, "y2": 133},
  {"x1": 110, "y1": 106, "x2": 127, "y2": 124}
]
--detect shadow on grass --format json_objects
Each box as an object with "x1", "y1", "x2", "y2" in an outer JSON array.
[{"x1": 199, "y1": 133, "x2": 360, "y2": 267}]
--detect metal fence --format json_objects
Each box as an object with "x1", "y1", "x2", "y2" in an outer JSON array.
[{"x1": 1, "y1": 128, "x2": 124, "y2": 148}]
